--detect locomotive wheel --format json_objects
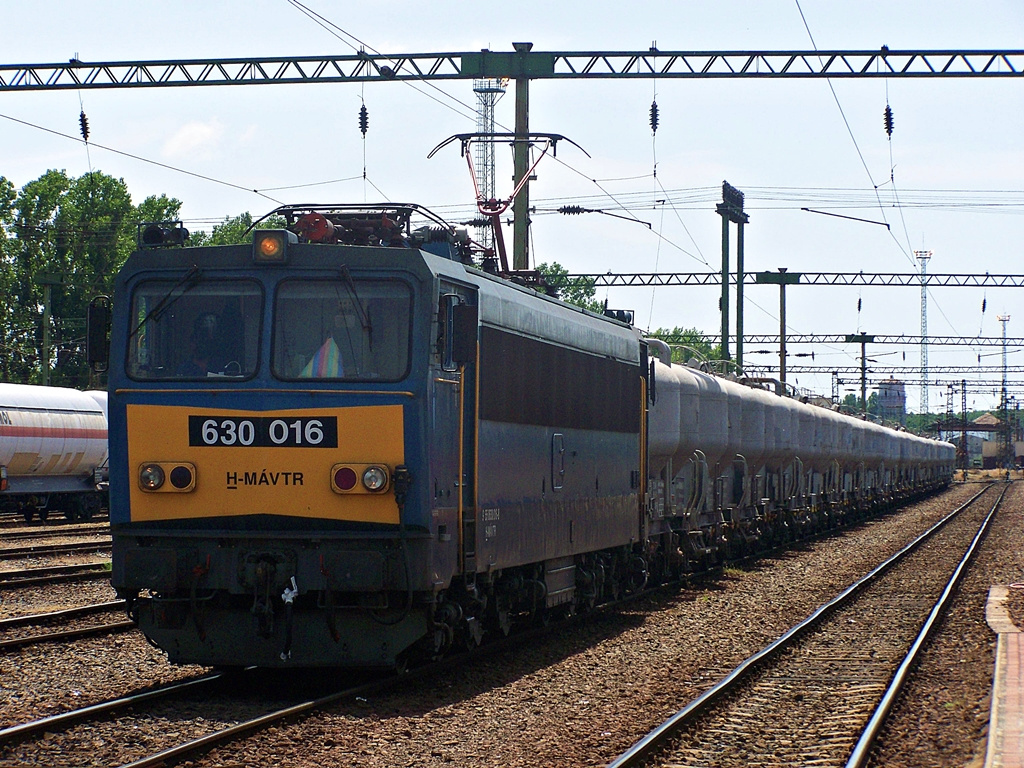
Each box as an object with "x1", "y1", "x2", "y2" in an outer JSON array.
[{"x1": 22, "y1": 509, "x2": 34, "y2": 523}]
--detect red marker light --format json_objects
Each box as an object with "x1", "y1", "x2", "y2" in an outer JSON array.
[{"x1": 334, "y1": 467, "x2": 357, "y2": 491}]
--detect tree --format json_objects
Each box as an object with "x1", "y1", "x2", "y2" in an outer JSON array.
[
  {"x1": 189, "y1": 212, "x2": 286, "y2": 247},
  {"x1": 647, "y1": 326, "x2": 720, "y2": 362},
  {"x1": 0, "y1": 169, "x2": 182, "y2": 387},
  {"x1": 535, "y1": 262, "x2": 605, "y2": 314}
]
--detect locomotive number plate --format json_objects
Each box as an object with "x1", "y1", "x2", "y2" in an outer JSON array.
[{"x1": 188, "y1": 415, "x2": 338, "y2": 448}]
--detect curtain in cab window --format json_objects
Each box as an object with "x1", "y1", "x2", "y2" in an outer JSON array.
[{"x1": 273, "y1": 279, "x2": 412, "y2": 381}]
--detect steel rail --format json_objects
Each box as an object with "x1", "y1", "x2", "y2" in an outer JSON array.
[
  {"x1": 0, "y1": 540, "x2": 111, "y2": 558},
  {"x1": 0, "y1": 599, "x2": 125, "y2": 628},
  {"x1": 607, "y1": 483, "x2": 994, "y2": 768},
  {"x1": 845, "y1": 482, "x2": 1008, "y2": 767},
  {"x1": 0, "y1": 620, "x2": 135, "y2": 651},
  {"x1": 0, "y1": 673, "x2": 227, "y2": 743},
  {"x1": 1, "y1": 526, "x2": 111, "y2": 542},
  {"x1": 0, "y1": 562, "x2": 111, "y2": 588}
]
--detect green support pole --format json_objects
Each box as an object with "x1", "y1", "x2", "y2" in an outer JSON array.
[
  {"x1": 736, "y1": 221, "x2": 745, "y2": 372},
  {"x1": 844, "y1": 333, "x2": 875, "y2": 416},
  {"x1": 780, "y1": 276, "x2": 787, "y2": 386},
  {"x1": 720, "y1": 212, "x2": 730, "y2": 362},
  {"x1": 755, "y1": 269, "x2": 802, "y2": 390},
  {"x1": 512, "y1": 42, "x2": 532, "y2": 271}
]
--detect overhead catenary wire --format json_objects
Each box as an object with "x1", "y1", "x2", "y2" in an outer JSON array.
[
  {"x1": 0, "y1": 111, "x2": 283, "y2": 205},
  {"x1": 793, "y1": 0, "x2": 916, "y2": 269}
]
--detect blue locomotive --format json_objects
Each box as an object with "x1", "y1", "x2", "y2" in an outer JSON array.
[{"x1": 95, "y1": 204, "x2": 954, "y2": 669}]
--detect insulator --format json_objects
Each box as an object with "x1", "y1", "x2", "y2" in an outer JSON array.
[
  {"x1": 649, "y1": 101, "x2": 659, "y2": 134},
  {"x1": 558, "y1": 205, "x2": 586, "y2": 215},
  {"x1": 79, "y1": 110, "x2": 90, "y2": 142},
  {"x1": 358, "y1": 104, "x2": 368, "y2": 136},
  {"x1": 883, "y1": 105, "x2": 894, "y2": 138},
  {"x1": 857, "y1": 298, "x2": 862, "y2": 312},
  {"x1": 982, "y1": 298, "x2": 987, "y2": 313}
]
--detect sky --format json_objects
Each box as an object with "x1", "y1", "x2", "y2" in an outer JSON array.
[{"x1": 2, "y1": 0, "x2": 1022, "y2": 413}]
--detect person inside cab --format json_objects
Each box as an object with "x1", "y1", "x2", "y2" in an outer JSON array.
[{"x1": 179, "y1": 312, "x2": 224, "y2": 377}]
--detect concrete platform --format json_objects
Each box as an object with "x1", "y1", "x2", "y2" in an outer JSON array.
[{"x1": 985, "y1": 585, "x2": 1024, "y2": 768}]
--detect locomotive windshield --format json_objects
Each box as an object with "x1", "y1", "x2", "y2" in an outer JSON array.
[
  {"x1": 272, "y1": 278, "x2": 412, "y2": 381},
  {"x1": 126, "y1": 279, "x2": 263, "y2": 380}
]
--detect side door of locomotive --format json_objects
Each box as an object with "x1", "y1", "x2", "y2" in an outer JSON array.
[{"x1": 429, "y1": 282, "x2": 478, "y2": 582}]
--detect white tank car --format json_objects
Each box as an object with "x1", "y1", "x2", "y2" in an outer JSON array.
[{"x1": 0, "y1": 383, "x2": 109, "y2": 521}]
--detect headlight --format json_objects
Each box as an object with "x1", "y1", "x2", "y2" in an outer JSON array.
[
  {"x1": 362, "y1": 466, "x2": 388, "y2": 491},
  {"x1": 331, "y1": 463, "x2": 391, "y2": 494},
  {"x1": 139, "y1": 464, "x2": 165, "y2": 490}
]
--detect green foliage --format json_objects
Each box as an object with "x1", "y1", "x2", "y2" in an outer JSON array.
[
  {"x1": 189, "y1": 212, "x2": 287, "y2": 247},
  {"x1": 0, "y1": 170, "x2": 294, "y2": 388},
  {"x1": 647, "y1": 326, "x2": 719, "y2": 362},
  {"x1": 906, "y1": 411, "x2": 943, "y2": 433},
  {"x1": 0, "y1": 169, "x2": 182, "y2": 387},
  {"x1": 535, "y1": 261, "x2": 605, "y2": 313}
]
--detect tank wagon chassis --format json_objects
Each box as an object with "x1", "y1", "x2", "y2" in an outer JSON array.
[
  {"x1": 0, "y1": 384, "x2": 109, "y2": 523},
  {"x1": 95, "y1": 204, "x2": 954, "y2": 670}
]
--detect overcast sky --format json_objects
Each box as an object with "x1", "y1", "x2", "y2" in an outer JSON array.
[{"x1": 2, "y1": 0, "x2": 1022, "y2": 411}]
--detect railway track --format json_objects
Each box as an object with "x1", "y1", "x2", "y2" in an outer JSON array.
[
  {"x1": 0, "y1": 512, "x2": 109, "y2": 530},
  {"x1": 0, "y1": 601, "x2": 131, "y2": 650},
  {"x1": 0, "y1": 523, "x2": 110, "y2": 542},
  {"x1": 608, "y1": 482, "x2": 1005, "y2": 768},
  {"x1": 0, "y1": 566, "x2": 656, "y2": 767},
  {"x1": 0, "y1": 652, "x2": 449, "y2": 766},
  {"x1": 0, "y1": 540, "x2": 111, "y2": 559},
  {"x1": 0, "y1": 562, "x2": 111, "y2": 588}
]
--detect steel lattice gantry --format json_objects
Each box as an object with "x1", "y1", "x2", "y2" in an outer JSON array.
[
  {"x1": 3, "y1": 46, "x2": 1022, "y2": 271},
  {"x1": 667, "y1": 334, "x2": 1024, "y2": 346},
  {"x1": 2, "y1": 49, "x2": 1022, "y2": 90},
  {"x1": 567, "y1": 272, "x2": 1024, "y2": 287}
]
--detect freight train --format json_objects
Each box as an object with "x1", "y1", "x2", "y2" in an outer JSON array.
[
  {"x1": 0, "y1": 383, "x2": 109, "y2": 522},
  {"x1": 95, "y1": 204, "x2": 955, "y2": 669}
]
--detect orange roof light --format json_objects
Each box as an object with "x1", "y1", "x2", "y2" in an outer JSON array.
[{"x1": 252, "y1": 229, "x2": 297, "y2": 264}]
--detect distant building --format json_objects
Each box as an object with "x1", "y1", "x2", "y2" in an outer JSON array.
[
  {"x1": 876, "y1": 378, "x2": 906, "y2": 426},
  {"x1": 976, "y1": 413, "x2": 1024, "y2": 469}
]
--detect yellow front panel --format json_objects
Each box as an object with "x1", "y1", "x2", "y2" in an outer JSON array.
[{"x1": 127, "y1": 404, "x2": 404, "y2": 523}]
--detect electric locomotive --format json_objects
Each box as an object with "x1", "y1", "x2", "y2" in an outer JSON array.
[
  {"x1": 102, "y1": 205, "x2": 648, "y2": 668},
  {"x1": 99, "y1": 203, "x2": 954, "y2": 670}
]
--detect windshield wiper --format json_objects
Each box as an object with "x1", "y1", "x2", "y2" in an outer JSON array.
[
  {"x1": 128, "y1": 266, "x2": 202, "y2": 341},
  {"x1": 339, "y1": 265, "x2": 373, "y2": 349}
]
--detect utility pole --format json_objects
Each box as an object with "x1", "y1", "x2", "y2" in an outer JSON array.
[
  {"x1": 999, "y1": 313, "x2": 1011, "y2": 467},
  {"x1": 34, "y1": 272, "x2": 64, "y2": 386},
  {"x1": 916, "y1": 250, "x2": 932, "y2": 414},
  {"x1": 846, "y1": 333, "x2": 875, "y2": 416},
  {"x1": 755, "y1": 269, "x2": 802, "y2": 387}
]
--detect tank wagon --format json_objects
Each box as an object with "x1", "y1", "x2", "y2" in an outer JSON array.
[
  {"x1": 0, "y1": 383, "x2": 109, "y2": 521},
  {"x1": 97, "y1": 204, "x2": 954, "y2": 669}
]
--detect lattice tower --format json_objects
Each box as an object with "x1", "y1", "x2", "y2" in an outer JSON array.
[
  {"x1": 916, "y1": 250, "x2": 932, "y2": 414},
  {"x1": 472, "y1": 79, "x2": 507, "y2": 250}
]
